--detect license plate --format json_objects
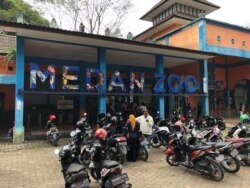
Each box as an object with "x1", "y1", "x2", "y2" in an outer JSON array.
[
  {"x1": 111, "y1": 173, "x2": 129, "y2": 187},
  {"x1": 216, "y1": 155, "x2": 224, "y2": 162},
  {"x1": 230, "y1": 149, "x2": 239, "y2": 157},
  {"x1": 71, "y1": 178, "x2": 89, "y2": 188},
  {"x1": 119, "y1": 142, "x2": 127, "y2": 146},
  {"x1": 86, "y1": 130, "x2": 92, "y2": 134}
]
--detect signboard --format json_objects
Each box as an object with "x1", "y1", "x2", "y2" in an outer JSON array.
[
  {"x1": 29, "y1": 63, "x2": 199, "y2": 94},
  {"x1": 57, "y1": 100, "x2": 74, "y2": 109}
]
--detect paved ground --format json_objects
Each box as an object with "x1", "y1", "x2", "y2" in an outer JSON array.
[
  {"x1": 0, "y1": 121, "x2": 249, "y2": 188},
  {"x1": 0, "y1": 138, "x2": 250, "y2": 188}
]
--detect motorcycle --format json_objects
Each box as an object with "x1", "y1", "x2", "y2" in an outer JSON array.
[
  {"x1": 149, "y1": 124, "x2": 171, "y2": 148},
  {"x1": 224, "y1": 137, "x2": 250, "y2": 166},
  {"x1": 89, "y1": 144, "x2": 131, "y2": 188},
  {"x1": 138, "y1": 137, "x2": 149, "y2": 161},
  {"x1": 191, "y1": 126, "x2": 223, "y2": 142},
  {"x1": 196, "y1": 115, "x2": 226, "y2": 131},
  {"x1": 165, "y1": 132, "x2": 224, "y2": 181},
  {"x1": 103, "y1": 122, "x2": 128, "y2": 164},
  {"x1": 226, "y1": 123, "x2": 250, "y2": 138},
  {"x1": 47, "y1": 127, "x2": 60, "y2": 146},
  {"x1": 203, "y1": 141, "x2": 241, "y2": 173},
  {"x1": 54, "y1": 142, "x2": 90, "y2": 188},
  {"x1": 107, "y1": 134, "x2": 127, "y2": 164},
  {"x1": 76, "y1": 113, "x2": 93, "y2": 140}
]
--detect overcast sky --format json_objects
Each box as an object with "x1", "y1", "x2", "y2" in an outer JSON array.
[{"x1": 123, "y1": 0, "x2": 250, "y2": 36}]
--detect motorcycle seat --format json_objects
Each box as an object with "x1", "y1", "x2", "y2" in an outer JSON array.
[
  {"x1": 225, "y1": 137, "x2": 250, "y2": 143},
  {"x1": 205, "y1": 142, "x2": 231, "y2": 148},
  {"x1": 82, "y1": 139, "x2": 93, "y2": 145},
  {"x1": 102, "y1": 160, "x2": 120, "y2": 168},
  {"x1": 188, "y1": 145, "x2": 212, "y2": 151},
  {"x1": 66, "y1": 163, "x2": 84, "y2": 176}
]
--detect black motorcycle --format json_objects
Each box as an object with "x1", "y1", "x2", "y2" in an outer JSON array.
[
  {"x1": 48, "y1": 127, "x2": 60, "y2": 146},
  {"x1": 54, "y1": 141, "x2": 90, "y2": 188},
  {"x1": 196, "y1": 115, "x2": 226, "y2": 131},
  {"x1": 89, "y1": 143, "x2": 131, "y2": 188},
  {"x1": 76, "y1": 113, "x2": 93, "y2": 140}
]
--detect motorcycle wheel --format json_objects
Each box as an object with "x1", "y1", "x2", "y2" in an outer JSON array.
[
  {"x1": 138, "y1": 147, "x2": 148, "y2": 161},
  {"x1": 90, "y1": 168, "x2": 98, "y2": 180},
  {"x1": 166, "y1": 154, "x2": 179, "y2": 166},
  {"x1": 217, "y1": 122, "x2": 226, "y2": 131},
  {"x1": 243, "y1": 153, "x2": 250, "y2": 166},
  {"x1": 208, "y1": 159, "x2": 224, "y2": 181},
  {"x1": 149, "y1": 134, "x2": 162, "y2": 148},
  {"x1": 120, "y1": 154, "x2": 126, "y2": 164},
  {"x1": 220, "y1": 154, "x2": 240, "y2": 173},
  {"x1": 82, "y1": 153, "x2": 91, "y2": 167}
]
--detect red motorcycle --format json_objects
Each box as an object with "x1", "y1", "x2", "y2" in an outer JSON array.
[
  {"x1": 224, "y1": 137, "x2": 250, "y2": 166},
  {"x1": 165, "y1": 132, "x2": 224, "y2": 181}
]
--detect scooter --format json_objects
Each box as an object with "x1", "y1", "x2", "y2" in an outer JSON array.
[
  {"x1": 54, "y1": 141, "x2": 90, "y2": 188},
  {"x1": 48, "y1": 127, "x2": 60, "y2": 146}
]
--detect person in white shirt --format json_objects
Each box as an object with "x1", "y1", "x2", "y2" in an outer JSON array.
[{"x1": 136, "y1": 108, "x2": 154, "y2": 139}]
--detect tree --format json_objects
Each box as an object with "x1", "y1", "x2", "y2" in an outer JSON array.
[
  {"x1": 0, "y1": 0, "x2": 49, "y2": 26},
  {"x1": 30, "y1": 0, "x2": 133, "y2": 34},
  {"x1": 2, "y1": 47, "x2": 16, "y2": 66}
]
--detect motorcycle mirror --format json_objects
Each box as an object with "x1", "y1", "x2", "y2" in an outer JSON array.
[
  {"x1": 70, "y1": 131, "x2": 76, "y2": 137},
  {"x1": 54, "y1": 149, "x2": 60, "y2": 155}
]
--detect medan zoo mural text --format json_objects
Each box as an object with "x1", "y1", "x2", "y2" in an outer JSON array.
[{"x1": 29, "y1": 63, "x2": 199, "y2": 94}]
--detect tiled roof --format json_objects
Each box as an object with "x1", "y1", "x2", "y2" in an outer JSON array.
[{"x1": 0, "y1": 34, "x2": 16, "y2": 53}]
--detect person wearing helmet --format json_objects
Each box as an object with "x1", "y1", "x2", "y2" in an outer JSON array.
[
  {"x1": 46, "y1": 114, "x2": 58, "y2": 137},
  {"x1": 240, "y1": 111, "x2": 250, "y2": 124},
  {"x1": 91, "y1": 128, "x2": 108, "y2": 182}
]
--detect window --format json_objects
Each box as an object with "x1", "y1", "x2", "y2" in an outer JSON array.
[
  {"x1": 160, "y1": 13, "x2": 163, "y2": 20},
  {"x1": 177, "y1": 3, "x2": 180, "y2": 11},
  {"x1": 217, "y1": 35, "x2": 221, "y2": 42},
  {"x1": 163, "y1": 10, "x2": 166, "y2": 18},
  {"x1": 173, "y1": 4, "x2": 177, "y2": 12},
  {"x1": 166, "y1": 9, "x2": 169, "y2": 17},
  {"x1": 181, "y1": 4, "x2": 185, "y2": 12},
  {"x1": 169, "y1": 7, "x2": 173, "y2": 14},
  {"x1": 185, "y1": 6, "x2": 189, "y2": 14},
  {"x1": 231, "y1": 39, "x2": 235, "y2": 44},
  {"x1": 243, "y1": 41, "x2": 246, "y2": 47}
]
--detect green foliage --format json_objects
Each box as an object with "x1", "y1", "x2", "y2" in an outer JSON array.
[
  {"x1": 2, "y1": 47, "x2": 16, "y2": 66},
  {"x1": 0, "y1": 0, "x2": 49, "y2": 26}
]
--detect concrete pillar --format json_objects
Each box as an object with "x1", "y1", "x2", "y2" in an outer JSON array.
[
  {"x1": 14, "y1": 36, "x2": 25, "y2": 143},
  {"x1": 200, "y1": 60, "x2": 209, "y2": 115},
  {"x1": 98, "y1": 48, "x2": 106, "y2": 114},
  {"x1": 155, "y1": 55, "x2": 165, "y2": 119}
]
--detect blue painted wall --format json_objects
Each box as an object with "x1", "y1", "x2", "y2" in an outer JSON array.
[{"x1": 0, "y1": 74, "x2": 16, "y2": 84}]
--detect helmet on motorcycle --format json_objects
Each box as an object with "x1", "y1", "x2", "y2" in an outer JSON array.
[
  {"x1": 179, "y1": 116, "x2": 186, "y2": 122},
  {"x1": 106, "y1": 113, "x2": 112, "y2": 120},
  {"x1": 173, "y1": 120, "x2": 183, "y2": 132},
  {"x1": 49, "y1": 114, "x2": 56, "y2": 121},
  {"x1": 110, "y1": 116, "x2": 118, "y2": 125},
  {"x1": 95, "y1": 128, "x2": 108, "y2": 141}
]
